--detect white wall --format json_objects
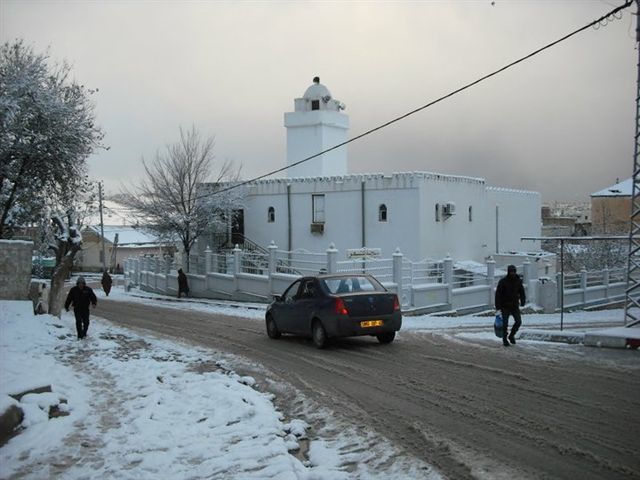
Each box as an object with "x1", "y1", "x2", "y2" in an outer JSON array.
[
  {"x1": 486, "y1": 188, "x2": 541, "y2": 254},
  {"x1": 284, "y1": 110, "x2": 349, "y2": 178}
]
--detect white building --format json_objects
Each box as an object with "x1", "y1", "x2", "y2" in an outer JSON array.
[{"x1": 205, "y1": 78, "x2": 541, "y2": 262}]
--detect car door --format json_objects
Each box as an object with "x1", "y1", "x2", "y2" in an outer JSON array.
[
  {"x1": 273, "y1": 280, "x2": 303, "y2": 333},
  {"x1": 289, "y1": 279, "x2": 320, "y2": 335}
]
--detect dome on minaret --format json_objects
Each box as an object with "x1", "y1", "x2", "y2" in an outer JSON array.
[{"x1": 303, "y1": 76, "x2": 332, "y2": 101}]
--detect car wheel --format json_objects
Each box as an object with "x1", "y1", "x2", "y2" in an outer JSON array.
[
  {"x1": 376, "y1": 332, "x2": 395, "y2": 344},
  {"x1": 266, "y1": 315, "x2": 281, "y2": 339},
  {"x1": 312, "y1": 320, "x2": 327, "y2": 349}
]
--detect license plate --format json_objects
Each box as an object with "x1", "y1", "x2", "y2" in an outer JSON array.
[{"x1": 360, "y1": 320, "x2": 384, "y2": 328}]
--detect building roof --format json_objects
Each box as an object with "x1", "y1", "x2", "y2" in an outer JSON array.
[
  {"x1": 86, "y1": 225, "x2": 162, "y2": 246},
  {"x1": 591, "y1": 178, "x2": 632, "y2": 197}
]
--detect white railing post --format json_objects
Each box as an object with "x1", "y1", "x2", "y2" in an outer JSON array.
[
  {"x1": 327, "y1": 243, "x2": 338, "y2": 274},
  {"x1": 268, "y1": 241, "x2": 278, "y2": 275},
  {"x1": 135, "y1": 257, "x2": 140, "y2": 286},
  {"x1": 522, "y1": 259, "x2": 531, "y2": 285},
  {"x1": 603, "y1": 265, "x2": 610, "y2": 299},
  {"x1": 393, "y1": 247, "x2": 404, "y2": 304},
  {"x1": 268, "y1": 241, "x2": 278, "y2": 295},
  {"x1": 205, "y1": 246, "x2": 213, "y2": 274},
  {"x1": 486, "y1": 256, "x2": 496, "y2": 306},
  {"x1": 164, "y1": 255, "x2": 172, "y2": 274},
  {"x1": 556, "y1": 272, "x2": 563, "y2": 307},
  {"x1": 154, "y1": 256, "x2": 160, "y2": 291},
  {"x1": 212, "y1": 252, "x2": 218, "y2": 274},
  {"x1": 580, "y1": 267, "x2": 588, "y2": 307},
  {"x1": 443, "y1": 255, "x2": 453, "y2": 307},
  {"x1": 233, "y1": 244, "x2": 242, "y2": 291}
]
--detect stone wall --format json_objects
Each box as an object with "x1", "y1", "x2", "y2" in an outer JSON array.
[{"x1": 0, "y1": 240, "x2": 34, "y2": 300}]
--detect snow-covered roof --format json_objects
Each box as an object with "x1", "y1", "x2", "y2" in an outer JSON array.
[
  {"x1": 85, "y1": 225, "x2": 161, "y2": 246},
  {"x1": 83, "y1": 200, "x2": 142, "y2": 226},
  {"x1": 591, "y1": 178, "x2": 632, "y2": 197}
]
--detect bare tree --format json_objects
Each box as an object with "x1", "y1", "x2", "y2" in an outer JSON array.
[
  {"x1": 121, "y1": 127, "x2": 242, "y2": 269},
  {"x1": 47, "y1": 214, "x2": 83, "y2": 316}
]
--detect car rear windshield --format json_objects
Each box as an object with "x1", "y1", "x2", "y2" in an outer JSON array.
[{"x1": 322, "y1": 276, "x2": 384, "y2": 294}]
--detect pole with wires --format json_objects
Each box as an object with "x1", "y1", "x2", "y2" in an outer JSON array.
[
  {"x1": 624, "y1": 0, "x2": 640, "y2": 327},
  {"x1": 98, "y1": 181, "x2": 107, "y2": 273}
]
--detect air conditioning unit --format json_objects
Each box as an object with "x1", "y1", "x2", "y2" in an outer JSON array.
[
  {"x1": 443, "y1": 202, "x2": 456, "y2": 216},
  {"x1": 310, "y1": 223, "x2": 324, "y2": 234}
]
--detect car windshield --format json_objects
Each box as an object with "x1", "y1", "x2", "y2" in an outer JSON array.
[{"x1": 322, "y1": 276, "x2": 384, "y2": 294}]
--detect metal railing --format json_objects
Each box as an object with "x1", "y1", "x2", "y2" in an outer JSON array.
[
  {"x1": 276, "y1": 250, "x2": 326, "y2": 276},
  {"x1": 337, "y1": 258, "x2": 394, "y2": 281}
]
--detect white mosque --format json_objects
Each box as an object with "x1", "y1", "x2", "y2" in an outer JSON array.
[{"x1": 207, "y1": 77, "x2": 541, "y2": 262}]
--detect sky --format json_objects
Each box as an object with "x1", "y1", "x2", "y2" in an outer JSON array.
[{"x1": 1, "y1": 0, "x2": 637, "y2": 202}]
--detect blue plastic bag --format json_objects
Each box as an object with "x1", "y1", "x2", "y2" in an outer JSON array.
[{"x1": 494, "y1": 313, "x2": 503, "y2": 338}]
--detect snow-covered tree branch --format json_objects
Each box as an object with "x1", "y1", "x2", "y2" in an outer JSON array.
[{"x1": 0, "y1": 40, "x2": 104, "y2": 238}]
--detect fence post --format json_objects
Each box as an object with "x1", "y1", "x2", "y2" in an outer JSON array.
[
  {"x1": 486, "y1": 256, "x2": 495, "y2": 307},
  {"x1": 580, "y1": 267, "x2": 588, "y2": 307},
  {"x1": 522, "y1": 259, "x2": 531, "y2": 285},
  {"x1": 205, "y1": 246, "x2": 212, "y2": 274},
  {"x1": 327, "y1": 243, "x2": 338, "y2": 274},
  {"x1": 393, "y1": 248, "x2": 404, "y2": 304},
  {"x1": 603, "y1": 265, "x2": 610, "y2": 300},
  {"x1": 556, "y1": 272, "x2": 563, "y2": 309},
  {"x1": 134, "y1": 257, "x2": 140, "y2": 286},
  {"x1": 443, "y1": 255, "x2": 453, "y2": 308},
  {"x1": 154, "y1": 256, "x2": 160, "y2": 291},
  {"x1": 164, "y1": 255, "x2": 172, "y2": 274},
  {"x1": 268, "y1": 241, "x2": 278, "y2": 295},
  {"x1": 233, "y1": 244, "x2": 242, "y2": 292}
]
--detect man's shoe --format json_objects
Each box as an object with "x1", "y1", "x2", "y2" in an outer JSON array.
[
  {"x1": 503, "y1": 338, "x2": 510, "y2": 347},
  {"x1": 509, "y1": 334, "x2": 516, "y2": 345}
]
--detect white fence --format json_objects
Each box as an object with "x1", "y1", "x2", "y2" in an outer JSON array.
[{"x1": 124, "y1": 243, "x2": 627, "y2": 314}]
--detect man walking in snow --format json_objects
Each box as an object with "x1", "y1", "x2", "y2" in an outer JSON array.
[
  {"x1": 177, "y1": 268, "x2": 189, "y2": 298},
  {"x1": 65, "y1": 276, "x2": 98, "y2": 339},
  {"x1": 101, "y1": 270, "x2": 113, "y2": 296},
  {"x1": 495, "y1": 265, "x2": 526, "y2": 347}
]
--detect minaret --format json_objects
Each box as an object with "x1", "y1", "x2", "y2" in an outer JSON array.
[{"x1": 284, "y1": 77, "x2": 349, "y2": 178}]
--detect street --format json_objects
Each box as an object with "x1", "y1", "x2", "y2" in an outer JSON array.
[{"x1": 98, "y1": 297, "x2": 640, "y2": 480}]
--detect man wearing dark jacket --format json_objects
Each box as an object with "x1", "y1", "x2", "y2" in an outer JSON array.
[
  {"x1": 177, "y1": 268, "x2": 189, "y2": 298},
  {"x1": 495, "y1": 265, "x2": 526, "y2": 347},
  {"x1": 65, "y1": 276, "x2": 98, "y2": 339}
]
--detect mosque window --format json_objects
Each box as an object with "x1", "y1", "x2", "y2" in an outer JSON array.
[
  {"x1": 311, "y1": 100, "x2": 320, "y2": 111},
  {"x1": 379, "y1": 204, "x2": 387, "y2": 222},
  {"x1": 435, "y1": 204, "x2": 441, "y2": 222},
  {"x1": 268, "y1": 207, "x2": 275, "y2": 223},
  {"x1": 312, "y1": 194, "x2": 325, "y2": 223},
  {"x1": 468, "y1": 206, "x2": 473, "y2": 222}
]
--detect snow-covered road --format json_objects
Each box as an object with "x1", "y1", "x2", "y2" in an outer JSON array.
[{"x1": 0, "y1": 300, "x2": 438, "y2": 480}]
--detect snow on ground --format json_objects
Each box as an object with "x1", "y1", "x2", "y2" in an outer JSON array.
[{"x1": 0, "y1": 300, "x2": 440, "y2": 480}]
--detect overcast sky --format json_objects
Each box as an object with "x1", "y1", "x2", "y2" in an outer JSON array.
[{"x1": 1, "y1": 0, "x2": 636, "y2": 202}]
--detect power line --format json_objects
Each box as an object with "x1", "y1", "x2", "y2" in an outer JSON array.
[{"x1": 181, "y1": 0, "x2": 634, "y2": 204}]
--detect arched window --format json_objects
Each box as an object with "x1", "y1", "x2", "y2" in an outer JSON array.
[
  {"x1": 435, "y1": 203, "x2": 441, "y2": 222},
  {"x1": 378, "y1": 204, "x2": 387, "y2": 222},
  {"x1": 267, "y1": 206, "x2": 275, "y2": 223},
  {"x1": 468, "y1": 206, "x2": 473, "y2": 222}
]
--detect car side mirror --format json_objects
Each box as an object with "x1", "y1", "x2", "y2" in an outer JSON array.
[{"x1": 273, "y1": 294, "x2": 283, "y2": 302}]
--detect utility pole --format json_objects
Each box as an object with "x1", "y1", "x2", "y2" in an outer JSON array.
[
  {"x1": 624, "y1": 0, "x2": 640, "y2": 327},
  {"x1": 98, "y1": 181, "x2": 107, "y2": 273}
]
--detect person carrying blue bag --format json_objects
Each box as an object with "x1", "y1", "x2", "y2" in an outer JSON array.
[{"x1": 495, "y1": 265, "x2": 526, "y2": 347}]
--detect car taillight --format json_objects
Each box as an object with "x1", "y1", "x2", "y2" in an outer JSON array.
[
  {"x1": 393, "y1": 295, "x2": 400, "y2": 311},
  {"x1": 335, "y1": 297, "x2": 349, "y2": 315}
]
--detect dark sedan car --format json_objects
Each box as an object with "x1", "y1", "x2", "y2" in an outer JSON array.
[{"x1": 265, "y1": 273, "x2": 402, "y2": 348}]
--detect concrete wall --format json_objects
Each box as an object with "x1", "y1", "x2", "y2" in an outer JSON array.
[
  {"x1": 591, "y1": 196, "x2": 630, "y2": 234},
  {"x1": 0, "y1": 240, "x2": 34, "y2": 300}
]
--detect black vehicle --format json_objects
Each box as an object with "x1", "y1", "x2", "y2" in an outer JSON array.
[{"x1": 265, "y1": 273, "x2": 402, "y2": 348}]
